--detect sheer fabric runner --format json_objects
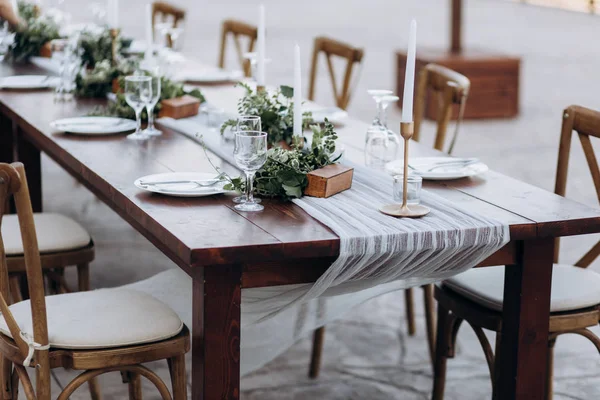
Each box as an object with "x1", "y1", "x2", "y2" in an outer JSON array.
[{"x1": 159, "y1": 116, "x2": 510, "y2": 374}]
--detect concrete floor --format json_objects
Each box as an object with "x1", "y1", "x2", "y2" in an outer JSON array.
[{"x1": 26, "y1": 0, "x2": 600, "y2": 398}]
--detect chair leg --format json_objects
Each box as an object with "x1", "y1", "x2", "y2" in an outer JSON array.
[
  {"x1": 168, "y1": 355, "x2": 187, "y2": 400},
  {"x1": 308, "y1": 327, "x2": 326, "y2": 379},
  {"x1": 546, "y1": 338, "x2": 557, "y2": 400},
  {"x1": 8, "y1": 277, "x2": 22, "y2": 305},
  {"x1": 1, "y1": 357, "x2": 12, "y2": 399},
  {"x1": 405, "y1": 288, "x2": 416, "y2": 336},
  {"x1": 492, "y1": 333, "x2": 502, "y2": 400},
  {"x1": 127, "y1": 373, "x2": 142, "y2": 400},
  {"x1": 77, "y1": 263, "x2": 90, "y2": 292},
  {"x1": 87, "y1": 377, "x2": 102, "y2": 400},
  {"x1": 423, "y1": 285, "x2": 436, "y2": 366},
  {"x1": 431, "y1": 303, "x2": 452, "y2": 400}
]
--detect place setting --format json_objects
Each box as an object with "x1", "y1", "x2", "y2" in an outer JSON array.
[
  {"x1": 134, "y1": 171, "x2": 228, "y2": 197},
  {"x1": 0, "y1": 74, "x2": 59, "y2": 90}
]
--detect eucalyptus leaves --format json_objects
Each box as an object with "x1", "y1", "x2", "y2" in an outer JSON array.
[
  {"x1": 220, "y1": 82, "x2": 312, "y2": 147},
  {"x1": 7, "y1": 2, "x2": 60, "y2": 63}
]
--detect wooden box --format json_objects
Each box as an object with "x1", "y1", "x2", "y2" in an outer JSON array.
[
  {"x1": 396, "y1": 48, "x2": 520, "y2": 119},
  {"x1": 158, "y1": 95, "x2": 201, "y2": 119},
  {"x1": 39, "y1": 42, "x2": 52, "y2": 58},
  {"x1": 304, "y1": 164, "x2": 353, "y2": 198}
]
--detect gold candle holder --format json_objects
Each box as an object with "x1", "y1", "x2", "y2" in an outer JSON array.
[
  {"x1": 379, "y1": 121, "x2": 431, "y2": 218},
  {"x1": 256, "y1": 85, "x2": 266, "y2": 93},
  {"x1": 110, "y1": 28, "x2": 120, "y2": 67}
]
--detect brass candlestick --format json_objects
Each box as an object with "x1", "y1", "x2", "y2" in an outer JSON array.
[
  {"x1": 380, "y1": 121, "x2": 431, "y2": 218},
  {"x1": 110, "y1": 28, "x2": 120, "y2": 67}
]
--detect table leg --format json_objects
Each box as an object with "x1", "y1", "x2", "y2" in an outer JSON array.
[
  {"x1": 496, "y1": 238, "x2": 554, "y2": 400},
  {"x1": 16, "y1": 127, "x2": 42, "y2": 212},
  {"x1": 192, "y1": 265, "x2": 241, "y2": 400}
]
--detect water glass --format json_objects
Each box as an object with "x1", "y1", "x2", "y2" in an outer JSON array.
[
  {"x1": 124, "y1": 75, "x2": 153, "y2": 141},
  {"x1": 365, "y1": 126, "x2": 399, "y2": 169},
  {"x1": 142, "y1": 71, "x2": 162, "y2": 137},
  {"x1": 232, "y1": 116, "x2": 262, "y2": 204},
  {"x1": 233, "y1": 131, "x2": 267, "y2": 212},
  {"x1": 393, "y1": 174, "x2": 422, "y2": 205}
]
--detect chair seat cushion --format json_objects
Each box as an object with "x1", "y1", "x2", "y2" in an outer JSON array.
[
  {"x1": 444, "y1": 264, "x2": 600, "y2": 313},
  {"x1": 2, "y1": 213, "x2": 92, "y2": 256},
  {"x1": 0, "y1": 289, "x2": 183, "y2": 349}
]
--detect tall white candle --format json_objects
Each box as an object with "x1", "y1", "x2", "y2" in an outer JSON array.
[
  {"x1": 256, "y1": 4, "x2": 266, "y2": 86},
  {"x1": 145, "y1": 3, "x2": 153, "y2": 59},
  {"x1": 401, "y1": 19, "x2": 417, "y2": 122},
  {"x1": 293, "y1": 43, "x2": 302, "y2": 137},
  {"x1": 113, "y1": 0, "x2": 119, "y2": 29}
]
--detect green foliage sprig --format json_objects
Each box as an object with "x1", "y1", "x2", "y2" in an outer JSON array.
[
  {"x1": 220, "y1": 82, "x2": 312, "y2": 147},
  {"x1": 78, "y1": 28, "x2": 129, "y2": 68},
  {"x1": 7, "y1": 2, "x2": 60, "y2": 63},
  {"x1": 210, "y1": 120, "x2": 340, "y2": 200}
]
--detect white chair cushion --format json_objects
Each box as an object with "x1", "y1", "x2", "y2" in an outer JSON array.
[
  {"x1": 2, "y1": 213, "x2": 91, "y2": 256},
  {"x1": 444, "y1": 264, "x2": 600, "y2": 313},
  {"x1": 0, "y1": 289, "x2": 183, "y2": 349}
]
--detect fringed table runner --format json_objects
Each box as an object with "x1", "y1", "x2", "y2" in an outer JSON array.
[{"x1": 159, "y1": 115, "x2": 510, "y2": 375}]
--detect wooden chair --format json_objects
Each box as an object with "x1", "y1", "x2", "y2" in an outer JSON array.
[
  {"x1": 308, "y1": 64, "x2": 470, "y2": 379},
  {"x1": 217, "y1": 19, "x2": 258, "y2": 78},
  {"x1": 431, "y1": 105, "x2": 600, "y2": 400},
  {"x1": 152, "y1": 1, "x2": 186, "y2": 48},
  {"x1": 307, "y1": 36, "x2": 364, "y2": 110},
  {"x1": 0, "y1": 162, "x2": 189, "y2": 400}
]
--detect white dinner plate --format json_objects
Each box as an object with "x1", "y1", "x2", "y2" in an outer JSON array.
[
  {"x1": 386, "y1": 157, "x2": 489, "y2": 180},
  {"x1": 306, "y1": 106, "x2": 349, "y2": 125},
  {"x1": 0, "y1": 75, "x2": 59, "y2": 90},
  {"x1": 50, "y1": 117, "x2": 137, "y2": 135},
  {"x1": 134, "y1": 172, "x2": 228, "y2": 198}
]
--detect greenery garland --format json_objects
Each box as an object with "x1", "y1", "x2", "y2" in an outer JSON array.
[
  {"x1": 209, "y1": 120, "x2": 340, "y2": 200},
  {"x1": 220, "y1": 82, "x2": 312, "y2": 147},
  {"x1": 6, "y1": 2, "x2": 60, "y2": 63}
]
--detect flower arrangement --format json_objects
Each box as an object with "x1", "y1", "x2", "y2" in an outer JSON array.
[
  {"x1": 6, "y1": 2, "x2": 60, "y2": 63},
  {"x1": 220, "y1": 82, "x2": 312, "y2": 148},
  {"x1": 211, "y1": 120, "x2": 340, "y2": 200}
]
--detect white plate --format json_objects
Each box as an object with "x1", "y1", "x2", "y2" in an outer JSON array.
[
  {"x1": 0, "y1": 75, "x2": 58, "y2": 89},
  {"x1": 134, "y1": 172, "x2": 228, "y2": 197},
  {"x1": 179, "y1": 69, "x2": 243, "y2": 84},
  {"x1": 386, "y1": 157, "x2": 489, "y2": 180},
  {"x1": 306, "y1": 106, "x2": 349, "y2": 125},
  {"x1": 50, "y1": 117, "x2": 137, "y2": 135}
]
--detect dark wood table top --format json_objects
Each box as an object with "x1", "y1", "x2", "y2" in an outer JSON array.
[{"x1": 1, "y1": 62, "x2": 600, "y2": 272}]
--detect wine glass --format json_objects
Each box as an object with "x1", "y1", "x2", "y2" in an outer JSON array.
[
  {"x1": 50, "y1": 38, "x2": 70, "y2": 101},
  {"x1": 141, "y1": 68, "x2": 162, "y2": 137},
  {"x1": 232, "y1": 116, "x2": 262, "y2": 204},
  {"x1": 124, "y1": 75, "x2": 153, "y2": 141},
  {"x1": 233, "y1": 131, "x2": 267, "y2": 212},
  {"x1": 366, "y1": 89, "x2": 393, "y2": 132}
]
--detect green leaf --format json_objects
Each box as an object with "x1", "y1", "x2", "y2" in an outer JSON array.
[{"x1": 280, "y1": 85, "x2": 294, "y2": 98}]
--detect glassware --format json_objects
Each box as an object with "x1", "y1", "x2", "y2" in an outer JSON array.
[
  {"x1": 393, "y1": 174, "x2": 422, "y2": 205},
  {"x1": 49, "y1": 38, "x2": 70, "y2": 101},
  {"x1": 232, "y1": 116, "x2": 262, "y2": 204},
  {"x1": 364, "y1": 92, "x2": 401, "y2": 169},
  {"x1": 141, "y1": 68, "x2": 162, "y2": 137},
  {"x1": 233, "y1": 131, "x2": 267, "y2": 212},
  {"x1": 124, "y1": 75, "x2": 153, "y2": 141},
  {"x1": 366, "y1": 89, "x2": 393, "y2": 130},
  {"x1": 166, "y1": 26, "x2": 185, "y2": 51}
]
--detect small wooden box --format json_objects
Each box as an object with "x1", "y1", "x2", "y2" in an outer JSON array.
[
  {"x1": 396, "y1": 48, "x2": 520, "y2": 119},
  {"x1": 304, "y1": 164, "x2": 354, "y2": 198},
  {"x1": 39, "y1": 42, "x2": 52, "y2": 58},
  {"x1": 158, "y1": 95, "x2": 201, "y2": 119}
]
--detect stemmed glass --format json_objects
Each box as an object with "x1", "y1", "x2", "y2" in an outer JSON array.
[
  {"x1": 367, "y1": 89, "x2": 394, "y2": 130},
  {"x1": 50, "y1": 38, "x2": 70, "y2": 101},
  {"x1": 124, "y1": 76, "x2": 153, "y2": 141},
  {"x1": 365, "y1": 93, "x2": 401, "y2": 169},
  {"x1": 232, "y1": 116, "x2": 262, "y2": 204},
  {"x1": 233, "y1": 131, "x2": 267, "y2": 212},
  {"x1": 141, "y1": 68, "x2": 162, "y2": 137}
]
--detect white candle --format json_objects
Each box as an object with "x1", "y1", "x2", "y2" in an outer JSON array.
[
  {"x1": 113, "y1": 0, "x2": 119, "y2": 29},
  {"x1": 145, "y1": 3, "x2": 153, "y2": 59},
  {"x1": 293, "y1": 43, "x2": 302, "y2": 137},
  {"x1": 10, "y1": 0, "x2": 18, "y2": 16},
  {"x1": 401, "y1": 19, "x2": 417, "y2": 122},
  {"x1": 256, "y1": 4, "x2": 266, "y2": 86}
]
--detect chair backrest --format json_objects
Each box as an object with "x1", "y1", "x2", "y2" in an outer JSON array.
[
  {"x1": 554, "y1": 105, "x2": 600, "y2": 266},
  {"x1": 218, "y1": 19, "x2": 258, "y2": 78},
  {"x1": 307, "y1": 36, "x2": 364, "y2": 110},
  {"x1": 152, "y1": 1, "x2": 186, "y2": 48},
  {"x1": 0, "y1": 162, "x2": 50, "y2": 396},
  {"x1": 413, "y1": 63, "x2": 470, "y2": 154}
]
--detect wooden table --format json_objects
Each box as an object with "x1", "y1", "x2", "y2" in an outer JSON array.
[{"x1": 1, "y1": 62, "x2": 600, "y2": 400}]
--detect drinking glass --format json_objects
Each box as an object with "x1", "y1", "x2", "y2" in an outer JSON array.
[
  {"x1": 50, "y1": 38, "x2": 70, "y2": 101},
  {"x1": 124, "y1": 76, "x2": 153, "y2": 141},
  {"x1": 233, "y1": 131, "x2": 267, "y2": 212},
  {"x1": 142, "y1": 71, "x2": 162, "y2": 136},
  {"x1": 366, "y1": 89, "x2": 393, "y2": 131},
  {"x1": 232, "y1": 116, "x2": 262, "y2": 204},
  {"x1": 393, "y1": 174, "x2": 422, "y2": 205}
]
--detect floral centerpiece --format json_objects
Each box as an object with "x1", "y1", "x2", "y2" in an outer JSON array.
[
  {"x1": 6, "y1": 2, "x2": 60, "y2": 63},
  {"x1": 220, "y1": 83, "x2": 312, "y2": 148}
]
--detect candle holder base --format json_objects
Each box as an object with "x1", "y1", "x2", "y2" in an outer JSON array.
[{"x1": 379, "y1": 204, "x2": 430, "y2": 218}]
